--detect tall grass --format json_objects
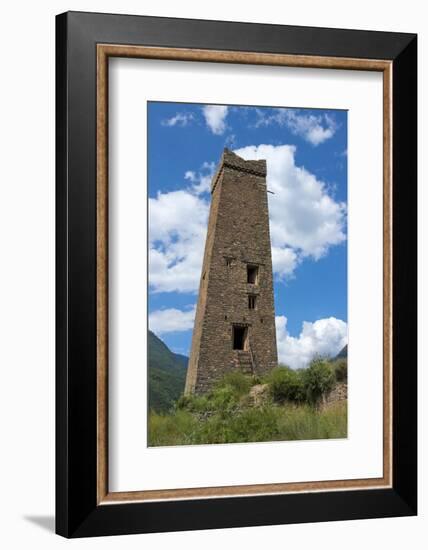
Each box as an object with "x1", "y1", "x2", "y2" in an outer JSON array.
[
  {"x1": 274, "y1": 401, "x2": 347, "y2": 441},
  {"x1": 148, "y1": 363, "x2": 347, "y2": 447},
  {"x1": 148, "y1": 410, "x2": 200, "y2": 447},
  {"x1": 148, "y1": 401, "x2": 347, "y2": 446}
]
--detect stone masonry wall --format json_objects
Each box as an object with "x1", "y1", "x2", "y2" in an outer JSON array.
[{"x1": 185, "y1": 149, "x2": 278, "y2": 394}]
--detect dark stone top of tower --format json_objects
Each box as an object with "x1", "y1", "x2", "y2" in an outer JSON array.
[{"x1": 211, "y1": 148, "x2": 267, "y2": 193}]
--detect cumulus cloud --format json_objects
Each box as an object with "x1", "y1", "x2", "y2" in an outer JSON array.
[
  {"x1": 149, "y1": 189, "x2": 209, "y2": 293},
  {"x1": 271, "y1": 246, "x2": 299, "y2": 278},
  {"x1": 235, "y1": 144, "x2": 346, "y2": 269},
  {"x1": 149, "y1": 307, "x2": 347, "y2": 361},
  {"x1": 149, "y1": 305, "x2": 196, "y2": 335},
  {"x1": 184, "y1": 161, "x2": 215, "y2": 195},
  {"x1": 255, "y1": 109, "x2": 337, "y2": 146},
  {"x1": 202, "y1": 105, "x2": 228, "y2": 135},
  {"x1": 149, "y1": 143, "x2": 346, "y2": 292},
  {"x1": 161, "y1": 112, "x2": 194, "y2": 127},
  {"x1": 149, "y1": 161, "x2": 217, "y2": 293},
  {"x1": 275, "y1": 316, "x2": 348, "y2": 369},
  {"x1": 184, "y1": 170, "x2": 196, "y2": 182}
]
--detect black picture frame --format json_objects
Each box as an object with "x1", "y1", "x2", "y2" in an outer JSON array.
[{"x1": 56, "y1": 11, "x2": 417, "y2": 538}]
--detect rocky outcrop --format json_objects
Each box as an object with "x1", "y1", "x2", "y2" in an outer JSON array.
[
  {"x1": 248, "y1": 383, "x2": 270, "y2": 407},
  {"x1": 322, "y1": 382, "x2": 348, "y2": 409}
]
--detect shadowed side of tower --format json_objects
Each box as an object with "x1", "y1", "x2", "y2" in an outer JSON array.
[{"x1": 185, "y1": 149, "x2": 278, "y2": 395}]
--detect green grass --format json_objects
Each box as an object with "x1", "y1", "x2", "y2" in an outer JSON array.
[
  {"x1": 148, "y1": 400, "x2": 347, "y2": 446},
  {"x1": 274, "y1": 401, "x2": 347, "y2": 441},
  {"x1": 148, "y1": 410, "x2": 200, "y2": 447},
  {"x1": 148, "y1": 363, "x2": 348, "y2": 447}
]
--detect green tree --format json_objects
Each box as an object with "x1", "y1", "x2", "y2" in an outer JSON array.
[
  {"x1": 268, "y1": 366, "x2": 305, "y2": 403},
  {"x1": 303, "y1": 359, "x2": 335, "y2": 406}
]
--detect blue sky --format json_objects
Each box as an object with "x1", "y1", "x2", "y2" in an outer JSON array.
[{"x1": 148, "y1": 102, "x2": 348, "y2": 369}]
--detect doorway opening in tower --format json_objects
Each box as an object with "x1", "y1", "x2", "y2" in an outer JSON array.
[
  {"x1": 247, "y1": 264, "x2": 259, "y2": 284},
  {"x1": 232, "y1": 325, "x2": 248, "y2": 350}
]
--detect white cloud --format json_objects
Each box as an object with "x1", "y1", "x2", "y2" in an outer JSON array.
[
  {"x1": 235, "y1": 144, "x2": 346, "y2": 268},
  {"x1": 149, "y1": 143, "x2": 346, "y2": 292},
  {"x1": 149, "y1": 306, "x2": 347, "y2": 364},
  {"x1": 271, "y1": 246, "x2": 299, "y2": 278},
  {"x1": 256, "y1": 109, "x2": 337, "y2": 146},
  {"x1": 184, "y1": 162, "x2": 215, "y2": 195},
  {"x1": 149, "y1": 305, "x2": 196, "y2": 335},
  {"x1": 149, "y1": 161, "x2": 216, "y2": 293},
  {"x1": 284, "y1": 111, "x2": 337, "y2": 146},
  {"x1": 275, "y1": 316, "x2": 348, "y2": 369},
  {"x1": 161, "y1": 112, "x2": 194, "y2": 127},
  {"x1": 192, "y1": 175, "x2": 213, "y2": 195},
  {"x1": 202, "y1": 105, "x2": 228, "y2": 135},
  {"x1": 225, "y1": 133, "x2": 236, "y2": 147},
  {"x1": 149, "y1": 190, "x2": 209, "y2": 293},
  {"x1": 184, "y1": 170, "x2": 196, "y2": 182}
]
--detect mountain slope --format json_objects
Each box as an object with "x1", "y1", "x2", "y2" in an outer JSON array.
[
  {"x1": 148, "y1": 330, "x2": 188, "y2": 412},
  {"x1": 335, "y1": 345, "x2": 348, "y2": 359}
]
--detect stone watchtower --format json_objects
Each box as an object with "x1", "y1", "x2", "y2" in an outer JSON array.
[{"x1": 185, "y1": 149, "x2": 278, "y2": 394}]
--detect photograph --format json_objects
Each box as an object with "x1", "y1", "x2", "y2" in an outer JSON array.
[
  {"x1": 147, "y1": 101, "x2": 348, "y2": 446},
  {"x1": 0, "y1": 0, "x2": 421, "y2": 544}
]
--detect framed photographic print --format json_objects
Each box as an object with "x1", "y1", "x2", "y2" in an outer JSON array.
[{"x1": 56, "y1": 11, "x2": 417, "y2": 538}]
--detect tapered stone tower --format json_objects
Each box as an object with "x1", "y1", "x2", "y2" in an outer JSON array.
[{"x1": 185, "y1": 149, "x2": 278, "y2": 395}]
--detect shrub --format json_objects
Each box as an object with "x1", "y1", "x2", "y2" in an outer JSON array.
[
  {"x1": 194, "y1": 406, "x2": 281, "y2": 444},
  {"x1": 267, "y1": 366, "x2": 305, "y2": 403},
  {"x1": 302, "y1": 359, "x2": 335, "y2": 405},
  {"x1": 176, "y1": 393, "x2": 210, "y2": 413},
  {"x1": 176, "y1": 394, "x2": 192, "y2": 410},
  {"x1": 177, "y1": 372, "x2": 250, "y2": 416},
  {"x1": 331, "y1": 359, "x2": 347, "y2": 382},
  {"x1": 215, "y1": 371, "x2": 253, "y2": 397},
  {"x1": 209, "y1": 385, "x2": 239, "y2": 413}
]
